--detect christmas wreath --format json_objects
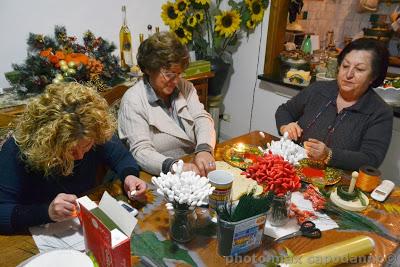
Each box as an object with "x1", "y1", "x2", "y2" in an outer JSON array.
[{"x1": 5, "y1": 25, "x2": 125, "y2": 95}]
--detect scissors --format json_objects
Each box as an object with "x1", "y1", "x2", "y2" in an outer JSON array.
[{"x1": 274, "y1": 221, "x2": 321, "y2": 242}]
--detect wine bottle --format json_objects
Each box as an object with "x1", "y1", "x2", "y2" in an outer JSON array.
[{"x1": 119, "y1": 5, "x2": 134, "y2": 69}]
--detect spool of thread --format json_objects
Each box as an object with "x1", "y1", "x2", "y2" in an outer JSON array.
[
  {"x1": 356, "y1": 166, "x2": 381, "y2": 192},
  {"x1": 280, "y1": 235, "x2": 375, "y2": 267}
]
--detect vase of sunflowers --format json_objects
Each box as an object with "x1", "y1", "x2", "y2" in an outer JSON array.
[{"x1": 161, "y1": 0, "x2": 269, "y2": 95}]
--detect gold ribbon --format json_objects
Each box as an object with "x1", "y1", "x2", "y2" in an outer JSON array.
[{"x1": 356, "y1": 165, "x2": 381, "y2": 192}]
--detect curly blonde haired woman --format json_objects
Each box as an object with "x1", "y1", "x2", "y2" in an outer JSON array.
[{"x1": 0, "y1": 83, "x2": 146, "y2": 234}]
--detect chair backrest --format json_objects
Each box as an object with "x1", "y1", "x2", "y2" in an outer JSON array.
[
  {"x1": 0, "y1": 113, "x2": 16, "y2": 127},
  {"x1": 0, "y1": 113, "x2": 17, "y2": 140}
]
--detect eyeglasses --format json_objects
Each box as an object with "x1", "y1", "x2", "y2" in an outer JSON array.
[{"x1": 160, "y1": 70, "x2": 183, "y2": 81}]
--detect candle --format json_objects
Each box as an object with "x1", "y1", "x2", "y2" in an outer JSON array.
[
  {"x1": 348, "y1": 171, "x2": 358, "y2": 194},
  {"x1": 234, "y1": 143, "x2": 246, "y2": 153},
  {"x1": 232, "y1": 143, "x2": 246, "y2": 159}
]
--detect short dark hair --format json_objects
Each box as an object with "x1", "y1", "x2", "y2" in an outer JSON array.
[
  {"x1": 137, "y1": 31, "x2": 189, "y2": 75},
  {"x1": 338, "y1": 38, "x2": 389, "y2": 88}
]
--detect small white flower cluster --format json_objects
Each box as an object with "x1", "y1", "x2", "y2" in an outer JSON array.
[
  {"x1": 259, "y1": 131, "x2": 307, "y2": 165},
  {"x1": 151, "y1": 160, "x2": 215, "y2": 210}
]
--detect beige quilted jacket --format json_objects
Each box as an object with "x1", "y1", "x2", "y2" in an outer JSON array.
[{"x1": 118, "y1": 79, "x2": 216, "y2": 175}]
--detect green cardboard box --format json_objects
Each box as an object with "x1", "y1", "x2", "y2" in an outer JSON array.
[{"x1": 183, "y1": 60, "x2": 211, "y2": 78}]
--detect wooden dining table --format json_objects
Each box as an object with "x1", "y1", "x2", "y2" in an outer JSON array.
[{"x1": 1, "y1": 131, "x2": 399, "y2": 267}]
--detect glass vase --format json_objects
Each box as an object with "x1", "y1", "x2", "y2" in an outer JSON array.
[
  {"x1": 169, "y1": 208, "x2": 197, "y2": 243},
  {"x1": 269, "y1": 192, "x2": 292, "y2": 226}
]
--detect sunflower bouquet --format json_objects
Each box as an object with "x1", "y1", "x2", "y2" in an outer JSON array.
[{"x1": 161, "y1": 0, "x2": 269, "y2": 60}]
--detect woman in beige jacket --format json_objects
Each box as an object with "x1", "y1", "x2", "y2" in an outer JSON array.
[{"x1": 118, "y1": 32, "x2": 216, "y2": 176}]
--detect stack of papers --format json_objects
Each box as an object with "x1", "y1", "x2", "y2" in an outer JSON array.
[{"x1": 29, "y1": 218, "x2": 85, "y2": 253}]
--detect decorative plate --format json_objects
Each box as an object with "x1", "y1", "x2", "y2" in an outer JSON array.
[
  {"x1": 223, "y1": 144, "x2": 263, "y2": 170},
  {"x1": 296, "y1": 159, "x2": 343, "y2": 185}
]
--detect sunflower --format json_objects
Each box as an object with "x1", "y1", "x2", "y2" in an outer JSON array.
[
  {"x1": 161, "y1": 1, "x2": 185, "y2": 30},
  {"x1": 195, "y1": 11, "x2": 204, "y2": 23},
  {"x1": 194, "y1": 0, "x2": 210, "y2": 5},
  {"x1": 187, "y1": 15, "x2": 198, "y2": 28},
  {"x1": 174, "y1": 27, "x2": 192, "y2": 44},
  {"x1": 214, "y1": 10, "x2": 241, "y2": 38},
  {"x1": 246, "y1": 19, "x2": 256, "y2": 30},
  {"x1": 175, "y1": 0, "x2": 189, "y2": 13},
  {"x1": 246, "y1": 0, "x2": 264, "y2": 23}
]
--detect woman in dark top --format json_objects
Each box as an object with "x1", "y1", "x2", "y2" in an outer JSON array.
[
  {"x1": 276, "y1": 38, "x2": 393, "y2": 171},
  {"x1": 0, "y1": 83, "x2": 146, "y2": 234}
]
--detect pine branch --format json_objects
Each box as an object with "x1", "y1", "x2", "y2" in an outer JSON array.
[
  {"x1": 219, "y1": 190, "x2": 273, "y2": 222},
  {"x1": 324, "y1": 202, "x2": 399, "y2": 242}
]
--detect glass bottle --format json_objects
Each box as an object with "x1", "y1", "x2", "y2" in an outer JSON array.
[
  {"x1": 326, "y1": 30, "x2": 336, "y2": 51},
  {"x1": 301, "y1": 35, "x2": 312, "y2": 55},
  {"x1": 119, "y1": 5, "x2": 133, "y2": 69}
]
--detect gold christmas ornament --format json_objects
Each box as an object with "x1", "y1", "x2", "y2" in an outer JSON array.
[
  {"x1": 67, "y1": 61, "x2": 76, "y2": 68},
  {"x1": 52, "y1": 78, "x2": 61, "y2": 84},
  {"x1": 67, "y1": 68, "x2": 76, "y2": 75},
  {"x1": 60, "y1": 65, "x2": 69, "y2": 72}
]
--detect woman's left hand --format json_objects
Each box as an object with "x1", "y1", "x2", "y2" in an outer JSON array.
[
  {"x1": 193, "y1": 151, "x2": 216, "y2": 177},
  {"x1": 124, "y1": 175, "x2": 147, "y2": 201},
  {"x1": 303, "y1": 138, "x2": 329, "y2": 161}
]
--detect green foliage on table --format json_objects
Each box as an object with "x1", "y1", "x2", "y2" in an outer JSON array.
[
  {"x1": 218, "y1": 190, "x2": 274, "y2": 222},
  {"x1": 315, "y1": 186, "x2": 398, "y2": 241},
  {"x1": 131, "y1": 231, "x2": 198, "y2": 267}
]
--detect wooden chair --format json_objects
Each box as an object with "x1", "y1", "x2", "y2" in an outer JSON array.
[{"x1": 0, "y1": 113, "x2": 17, "y2": 139}]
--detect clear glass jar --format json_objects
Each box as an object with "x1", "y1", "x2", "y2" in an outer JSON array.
[
  {"x1": 169, "y1": 208, "x2": 197, "y2": 243},
  {"x1": 326, "y1": 57, "x2": 338, "y2": 79},
  {"x1": 268, "y1": 192, "x2": 292, "y2": 226}
]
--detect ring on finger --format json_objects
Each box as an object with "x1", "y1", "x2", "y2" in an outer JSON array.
[{"x1": 207, "y1": 162, "x2": 215, "y2": 167}]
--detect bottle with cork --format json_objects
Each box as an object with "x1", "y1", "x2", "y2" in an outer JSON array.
[{"x1": 119, "y1": 5, "x2": 134, "y2": 70}]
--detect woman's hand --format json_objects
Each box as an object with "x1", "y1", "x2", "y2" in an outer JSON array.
[
  {"x1": 280, "y1": 122, "x2": 303, "y2": 141},
  {"x1": 124, "y1": 175, "x2": 147, "y2": 201},
  {"x1": 48, "y1": 193, "x2": 78, "y2": 222},
  {"x1": 182, "y1": 162, "x2": 201, "y2": 175},
  {"x1": 193, "y1": 151, "x2": 216, "y2": 177},
  {"x1": 303, "y1": 138, "x2": 329, "y2": 161}
]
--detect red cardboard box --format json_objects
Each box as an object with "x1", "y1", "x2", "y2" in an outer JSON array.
[{"x1": 78, "y1": 192, "x2": 137, "y2": 267}]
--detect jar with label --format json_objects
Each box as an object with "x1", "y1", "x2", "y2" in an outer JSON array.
[{"x1": 326, "y1": 57, "x2": 338, "y2": 79}]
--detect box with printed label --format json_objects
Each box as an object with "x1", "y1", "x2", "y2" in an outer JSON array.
[
  {"x1": 183, "y1": 60, "x2": 211, "y2": 77},
  {"x1": 77, "y1": 191, "x2": 137, "y2": 267},
  {"x1": 217, "y1": 213, "x2": 267, "y2": 256}
]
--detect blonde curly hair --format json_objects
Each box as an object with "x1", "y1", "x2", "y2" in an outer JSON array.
[{"x1": 14, "y1": 82, "x2": 116, "y2": 176}]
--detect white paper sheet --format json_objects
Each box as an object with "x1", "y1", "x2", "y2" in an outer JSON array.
[
  {"x1": 29, "y1": 218, "x2": 85, "y2": 253},
  {"x1": 264, "y1": 192, "x2": 338, "y2": 239}
]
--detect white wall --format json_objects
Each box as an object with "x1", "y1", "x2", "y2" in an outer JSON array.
[
  {"x1": 0, "y1": 0, "x2": 167, "y2": 88},
  {"x1": 219, "y1": 6, "x2": 271, "y2": 140}
]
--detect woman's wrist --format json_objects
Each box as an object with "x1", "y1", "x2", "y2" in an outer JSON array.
[
  {"x1": 323, "y1": 148, "x2": 332, "y2": 165},
  {"x1": 279, "y1": 125, "x2": 286, "y2": 135}
]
